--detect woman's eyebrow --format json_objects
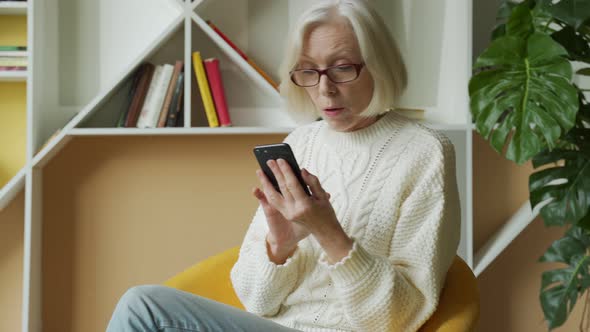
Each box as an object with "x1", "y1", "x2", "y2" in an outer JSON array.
[{"x1": 300, "y1": 49, "x2": 357, "y2": 62}]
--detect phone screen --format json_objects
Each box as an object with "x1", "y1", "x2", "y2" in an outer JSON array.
[{"x1": 253, "y1": 143, "x2": 311, "y2": 196}]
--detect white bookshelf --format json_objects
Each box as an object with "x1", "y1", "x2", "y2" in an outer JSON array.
[
  {"x1": 0, "y1": 49, "x2": 28, "y2": 82},
  {"x1": 0, "y1": 70, "x2": 27, "y2": 81},
  {"x1": 0, "y1": 167, "x2": 26, "y2": 210},
  {"x1": 0, "y1": 1, "x2": 27, "y2": 15},
  {"x1": 0, "y1": 0, "x2": 484, "y2": 330}
]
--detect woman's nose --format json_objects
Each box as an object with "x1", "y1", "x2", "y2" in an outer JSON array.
[{"x1": 318, "y1": 74, "x2": 337, "y2": 96}]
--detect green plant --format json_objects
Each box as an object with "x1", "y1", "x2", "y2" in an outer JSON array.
[{"x1": 469, "y1": 0, "x2": 590, "y2": 329}]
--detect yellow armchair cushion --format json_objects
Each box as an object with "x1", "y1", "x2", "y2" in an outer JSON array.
[
  {"x1": 164, "y1": 247, "x2": 243, "y2": 310},
  {"x1": 164, "y1": 247, "x2": 479, "y2": 331}
]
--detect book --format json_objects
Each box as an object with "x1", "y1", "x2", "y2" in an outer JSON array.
[
  {"x1": 117, "y1": 64, "x2": 146, "y2": 127},
  {"x1": 175, "y1": 98, "x2": 185, "y2": 127},
  {"x1": 137, "y1": 63, "x2": 174, "y2": 128},
  {"x1": 206, "y1": 20, "x2": 279, "y2": 91},
  {"x1": 166, "y1": 71, "x2": 185, "y2": 127},
  {"x1": 192, "y1": 51, "x2": 219, "y2": 128},
  {"x1": 0, "y1": 46, "x2": 27, "y2": 51},
  {"x1": 203, "y1": 58, "x2": 231, "y2": 127},
  {"x1": 0, "y1": 56, "x2": 27, "y2": 67},
  {"x1": 124, "y1": 63, "x2": 155, "y2": 127},
  {"x1": 136, "y1": 64, "x2": 163, "y2": 127},
  {"x1": 0, "y1": 66, "x2": 26, "y2": 71},
  {"x1": 158, "y1": 60, "x2": 184, "y2": 128}
]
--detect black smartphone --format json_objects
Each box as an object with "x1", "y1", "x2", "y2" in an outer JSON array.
[{"x1": 253, "y1": 143, "x2": 311, "y2": 196}]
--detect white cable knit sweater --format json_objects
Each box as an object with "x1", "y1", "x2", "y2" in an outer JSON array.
[{"x1": 230, "y1": 110, "x2": 461, "y2": 332}]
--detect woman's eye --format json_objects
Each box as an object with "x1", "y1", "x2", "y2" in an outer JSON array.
[
  {"x1": 334, "y1": 65, "x2": 354, "y2": 71},
  {"x1": 301, "y1": 70, "x2": 317, "y2": 76}
]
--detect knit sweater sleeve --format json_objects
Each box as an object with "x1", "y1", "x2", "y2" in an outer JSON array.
[
  {"x1": 319, "y1": 132, "x2": 461, "y2": 332},
  {"x1": 229, "y1": 128, "x2": 308, "y2": 317},
  {"x1": 230, "y1": 205, "x2": 304, "y2": 317}
]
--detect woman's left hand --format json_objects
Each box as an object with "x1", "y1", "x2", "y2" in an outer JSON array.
[{"x1": 261, "y1": 159, "x2": 354, "y2": 263}]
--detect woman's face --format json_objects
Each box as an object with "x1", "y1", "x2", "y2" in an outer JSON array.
[{"x1": 297, "y1": 18, "x2": 376, "y2": 132}]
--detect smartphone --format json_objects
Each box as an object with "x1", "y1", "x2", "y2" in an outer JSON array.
[{"x1": 253, "y1": 143, "x2": 311, "y2": 196}]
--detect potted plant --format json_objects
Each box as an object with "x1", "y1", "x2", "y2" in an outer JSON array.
[{"x1": 469, "y1": 0, "x2": 590, "y2": 329}]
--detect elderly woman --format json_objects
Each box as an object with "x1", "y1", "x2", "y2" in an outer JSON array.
[{"x1": 107, "y1": 0, "x2": 460, "y2": 331}]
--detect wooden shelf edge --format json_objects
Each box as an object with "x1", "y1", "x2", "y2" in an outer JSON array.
[
  {"x1": 473, "y1": 199, "x2": 547, "y2": 276},
  {"x1": 0, "y1": 167, "x2": 26, "y2": 211}
]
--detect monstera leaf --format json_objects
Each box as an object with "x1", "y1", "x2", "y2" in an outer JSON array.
[
  {"x1": 539, "y1": 226, "x2": 590, "y2": 330},
  {"x1": 469, "y1": 31, "x2": 578, "y2": 164},
  {"x1": 492, "y1": 1, "x2": 554, "y2": 39},
  {"x1": 552, "y1": 26, "x2": 590, "y2": 62},
  {"x1": 539, "y1": 0, "x2": 590, "y2": 31},
  {"x1": 529, "y1": 134, "x2": 590, "y2": 229}
]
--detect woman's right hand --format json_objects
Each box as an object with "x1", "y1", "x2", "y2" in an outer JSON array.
[{"x1": 253, "y1": 170, "x2": 311, "y2": 264}]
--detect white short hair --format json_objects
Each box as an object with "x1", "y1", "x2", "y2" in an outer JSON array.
[{"x1": 278, "y1": 0, "x2": 408, "y2": 120}]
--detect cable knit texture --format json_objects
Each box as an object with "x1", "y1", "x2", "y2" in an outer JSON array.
[{"x1": 230, "y1": 110, "x2": 461, "y2": 332}]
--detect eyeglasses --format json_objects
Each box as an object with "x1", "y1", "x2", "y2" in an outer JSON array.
[{"x1": 289, "y1": 63, "x2": 365, "y2": 87}]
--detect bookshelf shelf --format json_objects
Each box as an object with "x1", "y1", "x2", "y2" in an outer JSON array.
[
  {"x1": 0, "y1": 71, "x2": 27, "y2": 81},
  {"x1": 68, "y1": 126, "x2": 295, "y2": 136},
  {"x1": 0, "y1": 1, "x2": 27, "y2": 15}
]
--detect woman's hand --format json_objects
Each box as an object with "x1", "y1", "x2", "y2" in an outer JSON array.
[
  {"x1": 257, "y1": 159, "x2": 353, "y2": 264},
  {"x1": 253, "y1": 173, "x2": 310, "y2": 264}
]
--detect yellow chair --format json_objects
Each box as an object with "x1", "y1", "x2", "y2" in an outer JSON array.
[{"x1": 164, "y1": 247, "x2": 479, "y2": 331}]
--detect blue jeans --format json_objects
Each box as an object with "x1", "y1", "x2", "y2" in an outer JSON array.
[{"x1": 106, "y1": 285, "x2": 302, "y2": 331}]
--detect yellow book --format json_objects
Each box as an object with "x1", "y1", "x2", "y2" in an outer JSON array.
[{"x1": 192, "y1": 51, "x2": 219, "y2": 127}]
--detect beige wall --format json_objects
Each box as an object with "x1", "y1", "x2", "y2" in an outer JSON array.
[
  {"x1": 0, "y1": 191, "x2": 24, "y2": 332},
  {"x1": 0, "y1": 133, "x2": 585, "y2": 331},
  {"x1": 40, "y1": 135, "x2": 284, "y2": 331}
]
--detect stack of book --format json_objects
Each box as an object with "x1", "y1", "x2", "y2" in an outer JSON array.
[
  {"x1": 118, "y1": 61, "x2": 186, "y2": 128},
  {"x1": 116, "y1": 20, "x2": 278, "y2": 129},
  {"x1": 117, "y1": 53, "x2": 233, "y2": 129},
  {"x1": 0, "y1": 46, "x2": 27, "y2": 72},
  {"x1": 192, "y1": 52, "x2": 231, "y2": 128}
]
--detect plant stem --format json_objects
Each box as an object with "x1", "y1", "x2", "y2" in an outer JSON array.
[{"x1": 543, "y1": 18, "x2": 554, "y2": 34}]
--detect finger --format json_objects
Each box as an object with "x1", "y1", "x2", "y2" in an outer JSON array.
[
  {"x1": 252, "y1": 187, "x2": 267, "y2": 204},
  {"x1": 277, "y1": 159, "x2": 308, "y2": 201},
  {"x1": 301, "y1": 168, "x2": 329, "y2": 200},
  {"x1": 256, "y1": 169, "x2": 284, "y2": 208},
  {"x1": 253, "y1": 187, "x2": 276, "y2": 214},
  {"x1": 267, "y1": 160, "x2": 294, "y2": 202}
]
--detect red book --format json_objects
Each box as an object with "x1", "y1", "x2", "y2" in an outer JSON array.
[
  {"x1": 206, "y1": 20, "x2": 278, "y2": 90},
  {"x1": 206, "y1": 20, "x2": 247, "y2": 59},
  {"x1": 203, "y1": 58, "x2": 232, "y2": 127}
]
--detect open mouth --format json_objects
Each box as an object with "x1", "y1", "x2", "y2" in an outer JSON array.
[{"x1": 323, "y1": 108, "x2": 344, "y2": 117}]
